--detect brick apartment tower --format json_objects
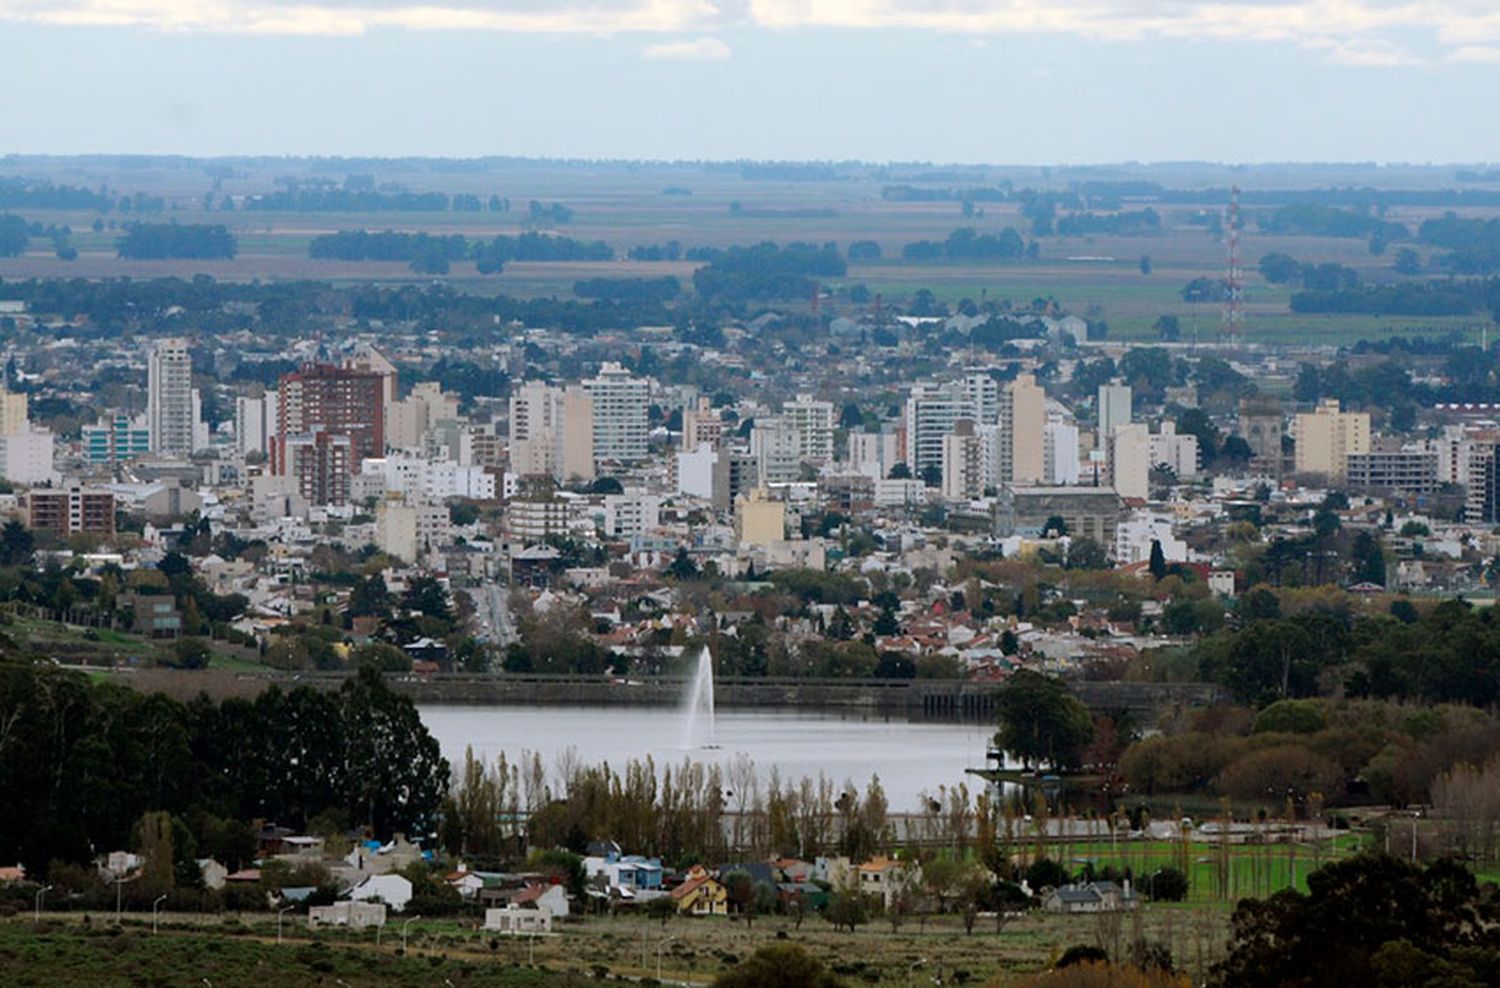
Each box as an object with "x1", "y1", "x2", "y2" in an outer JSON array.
[{"x1": 272, "y1": 363, "x2": 387, "y2": 475}]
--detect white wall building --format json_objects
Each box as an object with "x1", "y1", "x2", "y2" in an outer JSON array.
[
  {"x1": 582, "y1": 362, "x2": 649, "y2": 466},
  {"x1": 1098, "y1": 382, "x2": 1132, "y2": 446},
  {"x1": 361, "y1": 454, "x2": 495, "y2": 501},
  {"x1": 0, "y1": 426, "x2": 57, "y2": 487},
  {"x1": 236, "y1": 392, "x2": 279, "y2": 458},
  {"x1": 148, "y1": 338, "x2": 198, "y2": 456},
  {"x1": 782, "y1": 394, "x2": 836, "y2": 463},
  {"x1": 1115, "y1": 513, "x2": 1189, "y2": 565},
  {"x1": 603, "y1": 493, "x2": 661, "y2": 538},
  {"x1": 847, "y1": 429, "x2": 900, "y2": 481},
  {"x1": 1149, "y1": 421, "x2": 1200, "y2": 480},
  {"x1": 1044, "y1": 420, "x2": 1081, "y2": 486}
]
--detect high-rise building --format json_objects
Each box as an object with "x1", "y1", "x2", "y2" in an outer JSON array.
[
  {"x1": 941, "y1": 419, "x2": 986, "y2": 501},
  {"x1": 1097, "y1": 381, "x2": 1132, "y2": 446},
  {"x1": 1149, "y1": 422, "x2": 1200, "y2": 480},
  {"x1": 847, "y1": 429, "x2": 901, "y2": 481},
  {"x1": 582, "y1": 362, "x2": 649, "y2": 466},
  {"x1": 1293, "y1": 398, "x2": 1371, "y2": 482},
  {"x1": 681, "y1": 396, "x2": 723, "y2": 451},
  {"x1": 0, "y1": 385, "x2": 28, "y2": 437},
  {"x1": 750, "y1": 418, "x2": 802, "y2": 483},
  {"x1": 904, "y1": 383, "x2": 973, "y2": 476},
  {"x1": 284, "y1": 429, "x2": 353, "y2": 506},
  {"x1": 148, "y1": 338, "x2": 197, "y2": 456},
  {"x1": 782, "y1": 394, "x2": 836, "y2": 463},
  {"x1": 963, "y1": 372, "x2": 1002, "y2": 426},
  {"x1": 275, "y1": 364, "x2": 386, "y2": 474},
  {"x1": 236, "y1": 392, "x2": 279, "y2": 458},
  {"x1": 1044, "y1": 419, "x2": 1081, "y2": 486},
  {"x1": 1001, "y1": 372, "x2": 1046, "y2": 486},
  {"x1": 1106, "y1": 423, "x2": 1151, "y2": 500},
  {"x1": 508, "y1": 382, "x2": 594, "y2": 482},
  {"x1": 0, "y1": 427, "x2": 58, "y2": 486},
  {"x1": 83, "y1": 415, "x2": 152, "y2": 465}
]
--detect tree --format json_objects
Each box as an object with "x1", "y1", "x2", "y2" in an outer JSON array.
[
  {"x1": 646, "y1": 895, "x2": 677, "y2": 927},
  {"x1": 1148, "y1": 540, "x2": 1167, "y2": 581},
  {"x1": 888, "y1": 462, "x2": 912, "y2": 480},
  {"x1": 723, "y1": 870, "x2": 758, "y2": 926},
  {"x1": 825, "y1": 886, "x2": 868, "y2": 933},
  {"x1": 994, "y1": 671, "x2": 1095, "y2": 771},
  {"x1": 713, "y1": 943, "x2": 847, "y2": 988},
  {"x1": 1351, "y1": 530, "x2": 1386, "y2": 586},
  {"x1": 666, "y1": 547, "x2": 700, "y2": 581},
  {"x1": 1146, "y1": 866, "x2": 1188, "y2": 902},
  {"x1": 1212, "y1": 854, "x2": 1500, "y2": 988},
  {"x1": 1066, "y1": 538, "x2": 1110, "y2": 570},
  {"x1": 1044, "y1": 515, "x2": 1069, "y2": 537},
  {"x1": 1393, "y1": 247, "x2": 1423, "y2": 276},
  {"x1": 1154, "y1": 315, "x2": 1180, "y2": 341},
  {"x1": 1259, "y1": 252, "x2": 1303, "y2": 284},
  {"x1": 0, "y1": 520, "x2": 33, "y2": 567}
]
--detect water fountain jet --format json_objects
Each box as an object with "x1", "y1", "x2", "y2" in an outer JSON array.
[{"x1": 680, "y1": 646, "x2": 716, "y2": 749}]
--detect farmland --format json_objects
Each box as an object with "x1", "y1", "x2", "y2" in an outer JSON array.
[{"x1": 3, "y1": 157, "x2": 1496, "y2": 348}]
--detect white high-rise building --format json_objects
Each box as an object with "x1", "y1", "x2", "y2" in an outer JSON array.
[
  {"x1": 1098, "y1": 381, "x2": 1132, "y2": 446},
  {"x1": 750, "y1": 418, "x2": 803, "y2": 483},
  {"x1": 0, "y1": 426, "x2": 58, "y2": 486},
  {"x1": 904, "y1": 383, "x2": 973, "y2": 476},
  {"x1": 604, "y1": 493, "x2": 661, "y2": 538},
  {"x1": 237, "y1": 392, "x2": 279, "y2": 458},
  {"x1": 941, "y1": 419, "x2": 986, "y2": 501},
  {"x1": 148, "y1": 338, "x2": 197, "y2": 456},
  {"x1": 847, "y1": 430, "x2": 901, "y2": 481},
  {"x1": 582, "y1": 362, "x2": 649, "y2": 466},
  {"x1": 1045, "y1": 420, "x2": 1081, "y2": 486},
  {"x1": 782, "y1": 394, "x2": 836, "y2": 463},
  {"x1": 963, "y1": 372, "x2": 1002, "y2": 426},
  {"x1": 1150, "y1": 422, "x2": 1200, "y2": 480}
]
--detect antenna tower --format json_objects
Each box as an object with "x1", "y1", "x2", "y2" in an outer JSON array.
[{"x1": 1223, "y1": 185, "x2": 1245, "y2": 341}]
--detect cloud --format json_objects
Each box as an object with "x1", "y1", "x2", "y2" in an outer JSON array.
[
  {"x1": 0, "y1": 0, "x2": 1498, "y2": 71},
  {"x1": 1449, "y1": 44, "x2": 1500, "y2": 63},
  {"x1": 643, "y1": 34, "x2": 731, "y2": 58}
]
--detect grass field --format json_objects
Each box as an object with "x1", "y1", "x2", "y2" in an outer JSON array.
[
  {"x1": 5, "y1": 904, "x2": 1235, "y2": 987},
  {"x1": 4, "y1": 161, "x2": 1490, "y2": 349}
]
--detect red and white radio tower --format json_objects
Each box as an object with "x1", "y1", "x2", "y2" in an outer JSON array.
[{"x1": 1223, "y1": 185, "x2": 1245, "y2": 340}]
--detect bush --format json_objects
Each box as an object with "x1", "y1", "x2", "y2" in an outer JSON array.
[{"x1": 1144, "y1": 867, "x2": 1188, "y2": 902}]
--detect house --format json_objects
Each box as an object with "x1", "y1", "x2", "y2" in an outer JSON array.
[
  {"x1": 669, "y1": 867, "x2": 728, "y2": 916},
  {"x1": 511, "y1": 882, "x2": 570, "y2": 918},
  {"x1": 0, "y1": 864, "x2": 25, "y2": 883},
  {"x1": 309, "y1": 901, "x2": 387, "y2": 929},
  {"x1": 1043, "y1": 881, "x2": 1140, "y2": 915},
  {"x1": 583, "y1": 851, "x2": 664, "y2": 893},
  {"x1": 349, "y1": 873, "x2": 413, "y2": 912},
  {"x1": 196, "y1": 859, "x2": 228, "y2": 890},
  {"x1": 484, "y1": 905, "x2": 553, "y2": 934},
  {"x1": 446, "y1": 869, "x2": 486, "y2": 900},
  {"x1": 857, "y1": 856, "x2": 916, "y2": 910}
]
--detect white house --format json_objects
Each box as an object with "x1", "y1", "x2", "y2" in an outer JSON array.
[
  {"x1": 309, "y1": 901, "x2": 387, "y2": 929},
  {"x1": 484, "y1": 905, "x2": 553, "y2": 934},
  {"x1": 349, "y1": 873, "x2": 413, "y2": 912}
]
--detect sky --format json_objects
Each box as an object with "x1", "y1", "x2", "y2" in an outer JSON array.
[{"x1": 2, "y1": 1, "x2": 1500, "y2": 162}]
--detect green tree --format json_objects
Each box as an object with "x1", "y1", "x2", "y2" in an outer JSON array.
[
  {"x1": 1212, "y1": 854, "x2": 1500, "y2": 988},
  {"x1": 824, "y1": 886, "x2": 868, "y2": 933},
  {"x1": 0, "y1": 520, "x2": 34, "y2": 566},
  {"x1": 1148, "y1": 540, "x2": 1167, "y2": 581},
  {"x1": 994, "y1": 671, "x2": 1094, "y2": 771}
]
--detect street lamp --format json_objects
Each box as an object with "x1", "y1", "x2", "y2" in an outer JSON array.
[
  {"x1": 277, "y1": 905, "x2": 295, "y2": 944},
  {"x1": 657, "y1": 936, "x2": 676, "y2": 981},
  {"x1": 152, "y1": 894, "x2": 168, "y2": 934},
  {"x1": 34, "y1": 884, "x2": 54, "y2": 923},
  {"x1": 401, "y1": 915, "x2": 422, "y2": 954}
]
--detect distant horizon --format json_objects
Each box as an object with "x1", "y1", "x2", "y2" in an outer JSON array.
[{"x1": 4, "y1": 153, "x2": 1498, "y2": 170}]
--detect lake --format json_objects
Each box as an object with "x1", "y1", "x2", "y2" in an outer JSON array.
[{"x1": 418, "y1": 704, "x2": 995, "y2": 810}]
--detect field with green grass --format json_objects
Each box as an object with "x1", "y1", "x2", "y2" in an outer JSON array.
[
  {"x1": 4, "y1": 904, "x2": 1234, "y2": 987},
  {"x1": 4, "y1": 159, "x2": 1489, "y2": 349}
]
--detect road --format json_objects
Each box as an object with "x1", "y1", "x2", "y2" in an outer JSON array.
[{"x1": 467, "y1": 580, "x2": 514, "y2": 648}]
